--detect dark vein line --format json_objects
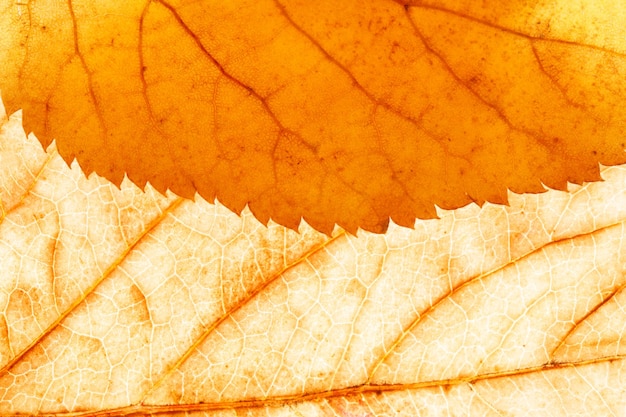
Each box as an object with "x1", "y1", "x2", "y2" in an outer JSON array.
[
  {"x1": 402, "y1": 8, "x2": 546, "y2": 147},
  {"x1": 272, "y1": 0, "x2": 421, "y2": 126},
  {"x1": 272, "y1": 0, "x2": 449, "y2": 217},
  {"x1": 149, "y1": 0, "x2": 381, "y2": 230},
  {"x1": 468, "y1": 220, "x2": 624, "y2": 372},
  {"x1": 67, "y1": 0, "x2": 107, "y2": 138},
  {"x1": 154, "y1": 0, "x2": 291, "y2": 137},
  {"x1": 369, "y1": 106, "x2": 425, "y2": 220},
  {"x1": 529, "y1": 42, "x2": 586, "y2": 112}
]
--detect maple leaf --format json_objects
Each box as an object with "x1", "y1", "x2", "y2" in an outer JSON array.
[
  {"x1": 1, "y1": 0, "x2": 626, "y2": 233},
  {"x1": 2, "y1": 98, "x2": 626, "y2": 416}
]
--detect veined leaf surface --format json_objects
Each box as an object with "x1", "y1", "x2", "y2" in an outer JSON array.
[
  {"x1": 1, "y1": 0, "x2": 626, "y2": 232},
  {"x1": 1, "y1": 99, "x2": 626, "y2": 416}
]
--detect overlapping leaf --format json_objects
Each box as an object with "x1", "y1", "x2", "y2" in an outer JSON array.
[
  {"x1": 1, "y1": 101, "x2": 626, "y2": 416},
  {"x1": 2, "y1": 0, "x2": 626, "y2": 232}
]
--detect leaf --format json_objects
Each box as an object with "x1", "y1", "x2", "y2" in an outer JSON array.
[
  {"x1": 2, "y1": 0, "x2": 626, "y2": 233},
  {"x1": 2, "y1": 98, "x2": 626, "y2": 416}
]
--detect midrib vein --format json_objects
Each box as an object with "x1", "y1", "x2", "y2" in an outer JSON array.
[{"x1": 12, "y1": 354, "x2": 626, "y2": 417}]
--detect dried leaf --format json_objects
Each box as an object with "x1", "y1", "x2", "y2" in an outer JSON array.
[
  {"x1": 1, "y1": 0, "x2": 625, "y2": 232},
  {"x1": 1, "y1": 99, "x2": 626, "y2": 416}
]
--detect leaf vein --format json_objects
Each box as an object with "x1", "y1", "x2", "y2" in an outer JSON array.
[
  {"x1": 140, "y1": 230, "x2": 348, "y2": 403},
  {"x1": 11, "y1": 355, "x2": 626, "y2": 417},
  {"x1": 0, "y1": 197, "x2": 184, "y2": 378},
  {"x1": 367, "y1": 218, "x2": 626, "y2": 382}
]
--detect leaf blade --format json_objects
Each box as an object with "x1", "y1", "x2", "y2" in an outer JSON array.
[
  {"x1": 2, "y1": 0, "x2": 626, "y2": 232},
  {"x1": 2, "y1": 102, "x2": 626, "y2": 415}
]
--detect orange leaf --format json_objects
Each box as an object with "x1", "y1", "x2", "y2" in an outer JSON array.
[{"x1": 1, "y1": 1, "x2": 625, "y2": 232}]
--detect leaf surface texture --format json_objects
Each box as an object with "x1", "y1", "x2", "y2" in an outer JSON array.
[
  {"x1": 1, "y1": 0, "x2": 626, "y2": 232},
  {"x1": 2, "y1": 101, "x2": 626, "y2": 416}
]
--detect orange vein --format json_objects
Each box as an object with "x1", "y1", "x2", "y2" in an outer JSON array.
[
  {"x1": 11, "y1": 354, "x2": 626, "y2": 417},
  {"x1": 366, "y1": 219, "x2": 626, "y2": 382},
  {"x1": 0, "y1": 197, "x2": 184, "y2": 377},
  {"x1": 551, "y1": 278, "x2": 626, "y2": 358},
  {"x1": 154, "y1": 0, "x2": 291, "y2": 136},
  {"x1": 140, "y1": 229, "x2": 348, "y2": 402}
]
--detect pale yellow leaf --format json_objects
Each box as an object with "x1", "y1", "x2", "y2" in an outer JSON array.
[{"x1": 1, "y1": 98, "x2": 626, "y2": 415}]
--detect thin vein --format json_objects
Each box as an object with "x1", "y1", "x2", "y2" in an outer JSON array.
[
  {"x1": 147, "y1": 0, "x2": 378, "y2": 230},
  {"x1": 530, "y1": 42, "x2": 586, "y2": 111},
  {"x1": 467, "y1": 383, "x2": 507, "y2": 417},
  {"x1": 137, "y1": 0, "x2": 198, "y2": 196},
  {"x1": 474, "y1": 254, "x2": 555, "y2": 373},
  {"x1": 67, "y1": 0, "x2": 107, "y2": 137},
  {"x1": 572, "y1": 366, "x2": 617, "y2": 417},
  {"x1": 273, "y1": 0, "x2": 423, "y2": 126},
  {"x1": 328, "y1": 252, "x2": 385, "y2": 389},
  {"x1": 49, "y1": 210, "x2": 61, "y2": 315},
  {"x1": 0, "y1": 149, "x2": 54, "y2": 227},
  {"x1": 551, "y1": 274, "x2": 626, "y2": 358},
  {"x1": 140, "y1": 230, "x2": 348, "y2": 402},
  {"x1": 402, "y1": 9, "x2": 543, "y2": 144},
  {"x1": 366, "y1": 218, "x2": 626, "y2": 382},
  {"x1": 0, "y1": 197, "x2": 185, "y2": 378},
  {"x1": 411, "y1": 4, "x2": 626, "y2": 58},
  {"x1": 14, "y1": 0, "x2": 34, "y2": 97},
  {"x1": 154, "y1": 0, "x2": 290, "y2": 136}
]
